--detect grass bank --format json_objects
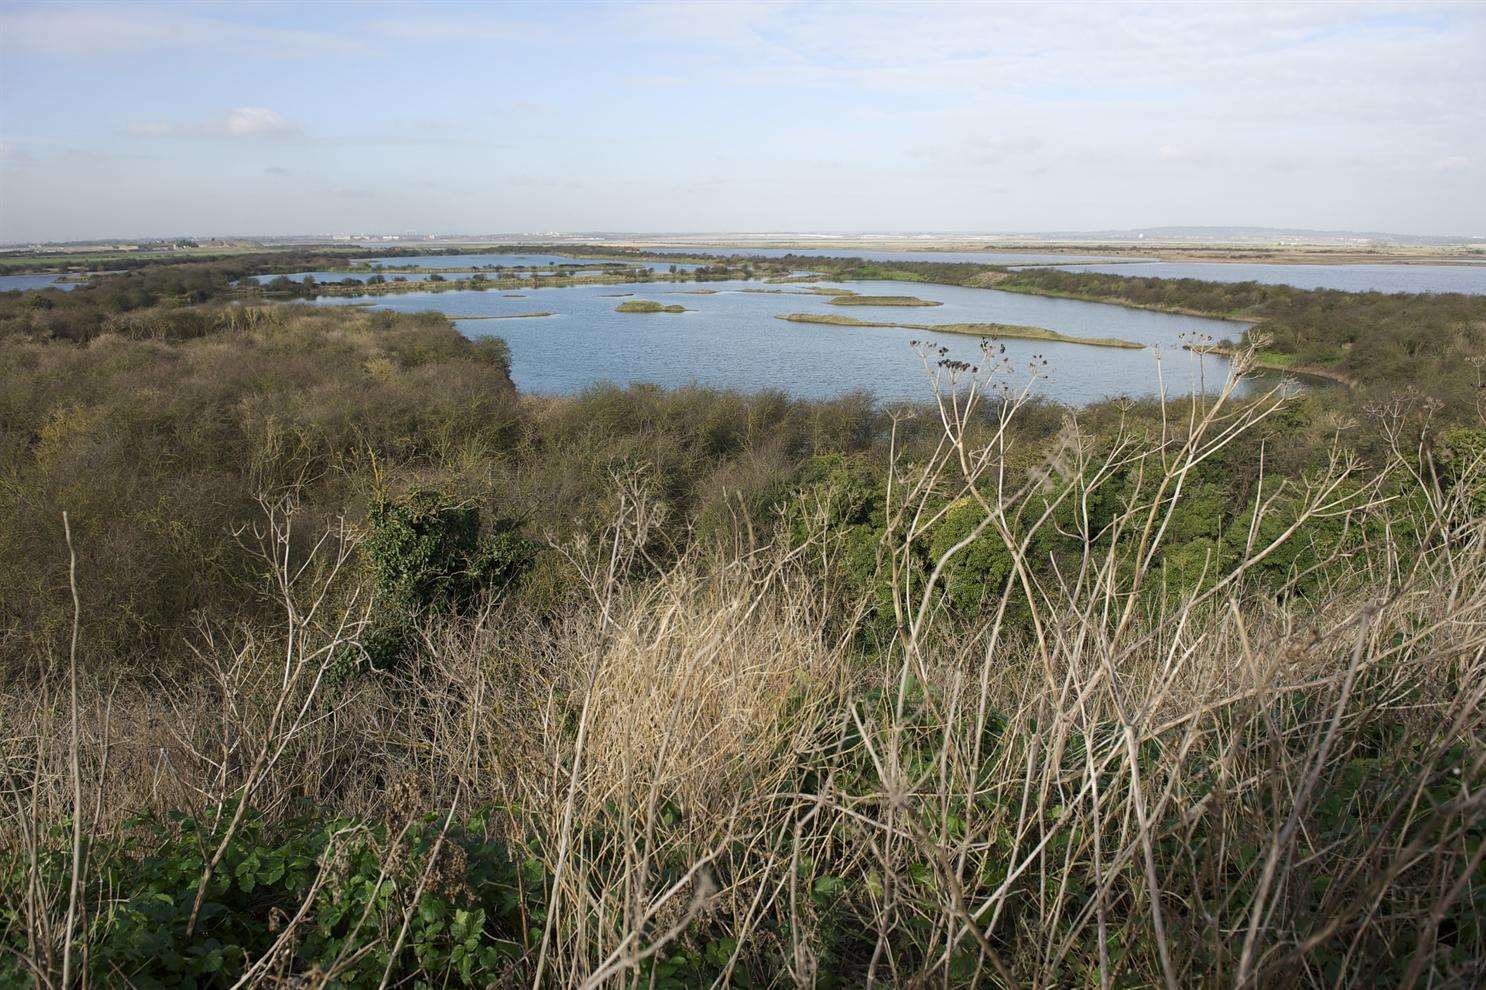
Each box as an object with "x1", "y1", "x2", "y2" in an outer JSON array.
[
  {"x1": 828, "y1": 293, "x2": 942, "y2": 307},
  {"x1": 778, "y1": 311, "x2": 1144, "y2": 348},
  {"x1": 616, "y1": 299, "x2": 688, "y2": 313},
  {"x1": 452, "y1": 311, "x2": 555, "y2": 320}
]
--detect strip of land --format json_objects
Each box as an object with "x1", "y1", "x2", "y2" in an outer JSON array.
[
  {"x1": 777, "y1": 312, "x2": 1144, "y2": 349},
  {"x1": 741, "y1": 286, "x2": 855, "y2": 296},
  {"x1": 1183, "y1": 343, "x2": 1356, "y2": 386},
  {"x1": 617, "y1": 300, "x2": 688, "y2": 313},
  {"x1": 828, "y1": 294, "x2": 942, "y2": 307},
  {"x1": 452, "y1": 311, "x2": 555, "y2": 320}
]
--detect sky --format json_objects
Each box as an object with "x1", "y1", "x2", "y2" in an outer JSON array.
[{"x1": 1, "y1": 0, "x2": 1484, "y2": 242}]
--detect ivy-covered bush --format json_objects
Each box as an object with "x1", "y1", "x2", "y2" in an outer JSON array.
[
  {"x1": 359, "y1": 489, "x2": 532, "y2": 672},
  {"x1": 1433, "y1": 426, "x2": 1486, "y2": 513},
  {"x1": 0, "y1": 811, "x2": 530, "y2": 988}
]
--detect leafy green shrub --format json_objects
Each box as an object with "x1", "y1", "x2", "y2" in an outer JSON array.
[
  {"x1": 1433, "y1": 426, "x2": 1486, "y2": 513},
  {"x1": 926, "y1": 497, "x2": 1014, "y2": 614},
  {"x1": 359, "y1": 488, "x2": 531, "y2": 671},
  {"x1": 0, "y1": 811, "x2": 530, "y2": 988}
]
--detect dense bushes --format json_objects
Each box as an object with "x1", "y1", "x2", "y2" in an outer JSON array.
[
  {"x1": 0, "y1": 305, "x2": 520, "y2": 675},
  {"x1": 5, "y1": 281, "x2": 1486, "y2": 984},
  {"x1": 359, "y1": 489, "x2": 532, "y2": 671},
  {"x1": 5, "y1": 366, "x2": 1484, "y2": 984},
  {"x1": 0, "y1": 302, "x2": 905, "y2": 677},
  {"x1": 1, "y1": 811, "x2": 531, "y2": 988}
]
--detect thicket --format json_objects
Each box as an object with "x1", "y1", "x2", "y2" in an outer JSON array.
[
  {"x1": 0, "y1": 302, "x2": 908, "y2": 677},
  {"x1": 4, "y1": 340, "x2": 1484, "y2": 986},
  {"x1": 3, "y1": 262, "x2": 1486, "y2": 986}
]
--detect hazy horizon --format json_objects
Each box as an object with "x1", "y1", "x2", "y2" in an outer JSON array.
[{"x1": 3, "y1": 1, "x2": 1484, "y2": 243}]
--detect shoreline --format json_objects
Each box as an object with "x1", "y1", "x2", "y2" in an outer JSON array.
[
  {"x1": 777, "y1": 312, "x2": 1144, "y2": 349},
  {"x1": 1183, "y1": 344, "x2": 1356, "y2": 386}
]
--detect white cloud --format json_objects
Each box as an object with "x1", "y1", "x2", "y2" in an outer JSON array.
[
  {"x1": 126, "y1": 108, "x2": 301, "y2": 140},
  {"x1": 224, "y1": 108, "x2": 294, "y2": 137}
]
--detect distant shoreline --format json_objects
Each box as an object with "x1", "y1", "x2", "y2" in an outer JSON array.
[{"x1": 612, "y1": 240, "x2": 1486, "y2": 268}]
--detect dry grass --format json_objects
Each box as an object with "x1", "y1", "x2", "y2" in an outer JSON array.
[{"x1": 4, "y1": 346, "x2": 1486, "y2": 986}]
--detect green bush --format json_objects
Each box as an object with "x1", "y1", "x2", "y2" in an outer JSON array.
[
  {"x1": 359, "y1": 489, "x2": 532, "y2": 672},
  {"x1": 1433, "y1": 426, "x2": 1486, "y2": 513},
  {"x1": 0, "y1": 811, "x2": 529, "y2": 988},
  {"x1": 926, "y1": 497, "x2": 1014, "y2": 614}
]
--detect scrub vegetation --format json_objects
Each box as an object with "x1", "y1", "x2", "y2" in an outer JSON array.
[{"x1": 2, "y1": 253, "x2": 1486, "y2": 987}]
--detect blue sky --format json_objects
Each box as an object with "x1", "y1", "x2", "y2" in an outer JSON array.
[{"x1": 2, "y1": 1, "x2": 1483, "y2": 241}]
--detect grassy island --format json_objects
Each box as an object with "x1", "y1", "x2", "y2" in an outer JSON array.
[
  {"x1": 778, "y1": 312, "x2": 1143, "y2": 348},
  {"x1": 616, "y1": 300, "x2": 688, "y2": 313},
  {"x1": 828, "y1": 294, "x2": 942, "y2": 307}
]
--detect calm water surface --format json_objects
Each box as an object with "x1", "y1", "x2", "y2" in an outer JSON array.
[
  {"x1": 353, "y1": 253, "x2": 702, "y2": 272},
  {"x1": 1045, "y1": 261, "x2": 1486, "y2": 294},
  {"x1": 249, "y1": 271, "x2": 443, "y2": 284},
  {"x1": 647, "y1": 247, "x2": 1142, "y2": 266},
  {"x1": 345, "y1": 250, "x2": 1486, "y2": 294},
  {"x1": 356, "y1": 253, "x2": 581, "y2": 268},
  {"x1": 0, "y1": 274, "x2": 79, "y2": 292},
  {"x1": 313, "y1": 276, "x2": 1249, "y2": 404},
  {"x1": 636, "y1": 249, "x2": 1486, "y2": 293}
]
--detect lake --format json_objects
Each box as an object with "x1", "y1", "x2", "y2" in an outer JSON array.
[
  {"x1": 354, "y1": 253, "x2": 578, "y2": 268},
  {"x1": 1043, "y1": 261, "x2": 1486, "y2": 294},
  {"x1": 642, "y1": 247, "x2": 1142, "y2": 266},
  {"x1": 353, "y1": 253, "x2": 702, "y2": 272},
  {"x1": 0, "y1": 273, "x2": 80, "y2": 292},
  {"x1": 248, "y1": 270, "x2": 453, "y2": 285},
  {"x1": 312, "y1": 276, "x2": 1251, "y2": 405},
  {"x1": 364, "y1": 249, "x2": 1486, "y2": 294}
]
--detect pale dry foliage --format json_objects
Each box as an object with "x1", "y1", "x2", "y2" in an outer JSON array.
[{"x1": 4, "y1": 347, "x2": 1486, "y2": 987}]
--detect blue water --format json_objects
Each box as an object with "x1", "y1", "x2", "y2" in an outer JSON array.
[
  {"x1": 310, "y1": 277, "x2": 1249, "y2": 404},
  {"x1": 261, "y1": 263, "x2": 648, "y2": 285},
  {"x1": 647, "y1": 247, "x2": 1140, "y2": 266},
  {"x1": 1043, "y1": 261, "x2": 1486, "y2": 295},
  {"x1": 354, "y1": 253, "x2": 588, "y2": 269},
  {"x1": 243, "y1": 267, "x2": 552, "y2": 283},
  {"x1": 0, "y1": 273, "x2": 80, "y2": 292},
  {"x1": 352, "y1": 253, "x2": 701, "y2": 272},
  {"x1": 253, "y1": 271, "x2": 483, "y2": 285},
  {"x1": 345, "y1": 249, "x2": 1486, "y2": 294}
]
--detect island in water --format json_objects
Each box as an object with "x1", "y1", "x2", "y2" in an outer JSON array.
[
  {"x1": 828, "y1": 293, "x2": 942, "y2": 307},
  {"x1": 616, "y1": 299, "x2": 689, "y2": 313}
]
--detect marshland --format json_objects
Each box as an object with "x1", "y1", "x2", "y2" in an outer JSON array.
[
  {"x1": 2, "y1": 241, "x2": 1485, "y2": 987},
  {"x1": 4, "y1": 2, "x2": 1486, "y2": 980}
]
